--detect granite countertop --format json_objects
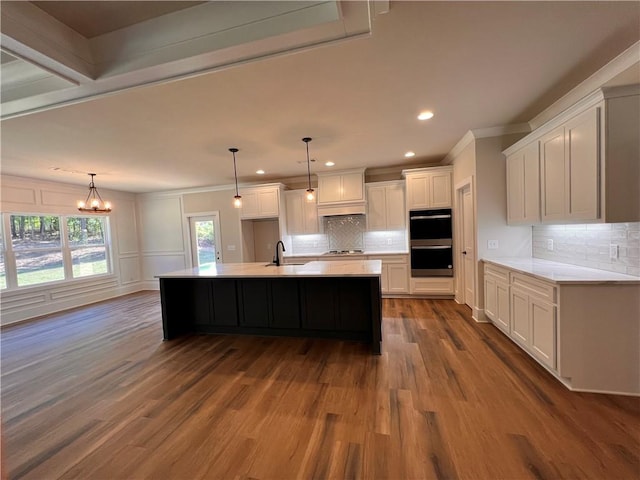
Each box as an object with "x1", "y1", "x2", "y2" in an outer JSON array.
[
  {"x1": 483, "y1": 257, "x2": 640, "y2": 284},
  {"x1": 157, "y1": 260, "x2": 382, "y2": 278}
]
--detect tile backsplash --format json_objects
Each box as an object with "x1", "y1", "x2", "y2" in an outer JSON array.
[
  {"x1": 289, "y1": 217, "x2": 407, "y2": 256},
  {"x1": 533, "y1": 223, "x2": 640, "y2": 276}
]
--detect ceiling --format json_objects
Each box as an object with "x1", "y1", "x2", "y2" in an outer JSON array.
[{"x1": 1, "y1": 1, "x2": 639, "y2": 193}]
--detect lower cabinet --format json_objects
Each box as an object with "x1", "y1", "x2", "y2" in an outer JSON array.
[
  {"x1": 483, "y1": 264, "x2": 510, "y2": 334},
  {"x1": 483, "y1": 262, "x2": 557, "y2": 371},
  {"x1": 368, "y1": 255, "x2": 409, "y2": 295},
  {"x1": 410, "y1": 277, "x2": 454, "y2": 295}
]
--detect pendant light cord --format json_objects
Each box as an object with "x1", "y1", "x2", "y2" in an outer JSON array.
[
  {"x1": 230, "y1": 148, "x2": 240, "y2": 196},
  {"x1": 303, "y1": 137, "x2": 312, "y2": 191}
]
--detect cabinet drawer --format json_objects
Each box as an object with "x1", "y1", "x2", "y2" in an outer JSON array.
[
  {"x1": 411, "y1": 277, "x2": 454, "y2": 295},
  {"x1": 369, "y1": 254, "x2": 408, "y2": 265},
  {"x1": 484, "y1": 263, "x2": 510, "y2": 282},
  {"x1": 510, "y1": 273, "x2": 556, "y2": 303}
]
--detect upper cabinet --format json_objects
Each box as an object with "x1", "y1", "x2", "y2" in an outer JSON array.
[
  {"x1": 402, "y1": 166, "x2": 452, "y2": 210},
  {"x1": 240, "y1": 184, "x2": 282, "y2": 219},
  {"x1": 504, "y1": 85, "x2": 639, "y2": 225},
  {"x1": 317, "y1": 169, "x2": 365, "y2": 204},
  {"x1": 285, "y1": 189, "x2": 319, "y2": 235},
  {"x1": 366, "y1": 181, "x2": 405, "y2": 231},
  {"x1": 506, "y1": 141, "x2": 540, "y2": 224}
]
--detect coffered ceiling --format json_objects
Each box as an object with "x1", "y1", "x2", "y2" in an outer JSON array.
[{"x1": 0, "y1": 1, "x2": 639, "y2": 193}]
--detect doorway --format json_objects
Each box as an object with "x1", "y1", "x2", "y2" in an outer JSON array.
[
  {"x1": 188, "y1": 213, "x2": 222, "y2": 267},
  {"x1": 455, "y1": 179, "x2": 475, "y2": 310}
]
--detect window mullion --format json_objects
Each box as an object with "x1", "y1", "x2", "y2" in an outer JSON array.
[
  {"x1": 61, "y1": 216, "x2": 73, "y2": 280},
  {"x1": 2, "y1": 214, "x2": 18, "y2": 289}
]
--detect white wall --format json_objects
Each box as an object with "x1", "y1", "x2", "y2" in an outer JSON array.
[
  {"x1": 451, "y1": 134, "x2": 532, "y2": 320},
  {"x1": 0, "y1": 174, "x2": 143, "y2": 325}
]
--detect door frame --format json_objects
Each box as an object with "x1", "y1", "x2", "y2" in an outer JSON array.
[
  {"x1": 186, "y1": 211, "x2": 223, "y2": 267},
  {"x1": 454, "y1": 176, "x2": 478, "y2": 319}
]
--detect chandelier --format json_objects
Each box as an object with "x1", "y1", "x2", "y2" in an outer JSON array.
[{"x1": 77, "y1": 173, "x2": 112, "y2": 213}]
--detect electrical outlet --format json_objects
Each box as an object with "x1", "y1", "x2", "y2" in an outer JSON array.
[
  {"x1": 227, "y1": 245, "x2": 236, "y2": 251},
  {"x1": 610, "y1": 244, "x2": 619, "y2": 259},
  {"x1": 487, "y1": 239, "x2": 499, "y2": 250},
  {"x1": 547, "y1": 239, "x2": 554, "y2": 251},
  {"x1": 313, "y1": 241, "x2": 318, "y2": 247},
  {"x1": 387, "y1": 238, "x2": 392, "y2": 245}
]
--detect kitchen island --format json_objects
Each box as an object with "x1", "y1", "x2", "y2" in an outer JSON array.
[{"x1": 157, "y1": 260, "x2": 383, "y2": 354}]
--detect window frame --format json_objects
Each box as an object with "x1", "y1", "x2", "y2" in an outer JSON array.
[{"x1": 0, "y1": 212, "x2": 114, "y2": 291}]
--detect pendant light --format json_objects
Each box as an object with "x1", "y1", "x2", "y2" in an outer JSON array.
[
  {"x1": 229, "y1": 147, "x2": 242, "y2": 208},
  {"x1": 302, "y1": 137, "x2": 314, "y2": 202},
  {"x1": 77, "y1": 173, "x2": 112, "y2": 213}
]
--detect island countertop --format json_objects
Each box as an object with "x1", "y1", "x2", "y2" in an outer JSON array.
[{"x1": 157, "y1": 260, "x2": 382, "y2": 278}]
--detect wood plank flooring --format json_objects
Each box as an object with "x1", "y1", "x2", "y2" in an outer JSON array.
[{"x1": 1, "y1": 291, "x2": 638, "y2": 479}]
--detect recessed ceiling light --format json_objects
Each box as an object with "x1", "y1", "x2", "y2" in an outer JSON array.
[
  {"x1": 256, "y1": 169, "x2": 265, "y2": 175},
  {"x1": 417, "y1": 111, "x2": 434, "y2": 120},
  {"x1": 404, "y1": 151, "x2": 415, "y2": 158},
  {"x1": 325, "y1": 161, "x2": 335, "y2": 167}
]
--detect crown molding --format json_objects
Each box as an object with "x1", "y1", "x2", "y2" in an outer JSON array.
[{"x1": 529, "y1": 40, "x2": 640, "y2": 130}]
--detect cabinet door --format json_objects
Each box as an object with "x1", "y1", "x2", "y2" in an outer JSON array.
[
  {"x1": 510, "y1": 288, "x2": 530, "y2": 346},
  {"x1": 367, "y1": 185, "x2": 387, "y2": 230},
  {"x1": 257, "y1": 189, "x2": 279, "y2": 217},
  {"x1": 285, "y1": 192, "x2": 305, "y2": 235},
  {"x1": 240, "y1": 191, "x2": 260, "y2": 218},
  {"x1": 540, "y1": 126, "x2": 566, "y2": 222},
  {"x1": 385, "y1": 183, "x2": 406, "y2": 230},
  {"x1": 318, "y1": 175, "x2": 343, "y2": 203},
  {"x1": 530, "y1": 298, "x2": 556, "y2": 369},
  {"x1": 484, "y1": 276, "x2": 497, "y2": 321},
  {"x1": 406, "y1": 175, "x2": 430, "y2": 210},
  {"x1": 270, "y1": 279, "x2": 301, "y2": 329},
  {"x1": 507, "y1": 142, "x2": 540, "y2": 225},
  {"x1": 387, "y1": 264, "x2": 408, "y2": 293},
  {"x1": 303, "y1": 195, "x2": 319, "y2": 233},
  {"x1": 211, "y1": 280, "x2": 239, "y2": 326},
  {"x1": 380, "y1": 264, "x2": 389, "y2": 293},
  {"x1": 239, "y1": 279, "x2": 270, "y2": 327},
  {"x1": 565, "y1": 107, "x2": 600, "y2": 221},
  {"x1": 341, "y1": 172, "x2": 364, "y2": 202},
  {"x1": 495, "y1": 282, "x2": 510, "y2": 334},
  {"x1": 429, "y1": 171, "x2": 452, "y2": 208}
]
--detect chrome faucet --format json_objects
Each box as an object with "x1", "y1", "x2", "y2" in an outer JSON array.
[{"x1": 273, "y1": 240, "x2": 286, "y2": 266}]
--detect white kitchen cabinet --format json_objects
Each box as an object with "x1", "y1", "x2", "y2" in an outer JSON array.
[
  {"x1": 540, "y1": 107, "x2": 599, "y2": 223},
  {"x1": 410, "y1": 277, "x2": 454, "y2": 295},
  {"x1": 504, "y1": 85, "x2": 640, "y2": 224},
  {"x1": 240, "y1": 185, "x2": 281, "y2": 219},
  {"x1": 508, "y1": 273, "x2": 557, "y2": 370},
  {"x1": 369, "y1": 254, "x2": 409, "y2": 294},
  {"x1": 285, "y1": 190, "x2": 319, "y2": 235},
  {"x1": 483, "y1": 264, "x2": 510, "y2": 334},
  {"x1": 317, "y1": 169, "x2": 365, "y2": 204},
  {"x1": 506, "y1": 141, "x2": 540, "y2": 225},
  {"x1": 402, "y1": 166, "x2": 452, "y2": 210},
  {"x1": 366, "y1": 181, "x2": 405, "y2": 231}
]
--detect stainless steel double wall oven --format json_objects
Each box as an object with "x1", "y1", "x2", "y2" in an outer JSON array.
[{"x1": 409, "y1": 208, "x2": 453, "y2": 277}]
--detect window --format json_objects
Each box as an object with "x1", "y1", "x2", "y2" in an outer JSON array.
[
  {"x1": 67, "y1": 217, "x2": 108, "y2": 278},
  {"x1": 11, "y1": 215, "x2": 64, "y2": 287},
  {"x1": 1, "y1": 213, "x2": 112, "y2": 289}
]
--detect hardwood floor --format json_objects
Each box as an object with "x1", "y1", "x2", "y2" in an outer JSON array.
[{"x1": 1, "y1": 291, "x2": 638, "y2": 479}]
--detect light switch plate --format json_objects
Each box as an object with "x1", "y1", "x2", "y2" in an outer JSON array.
[
  {"x1": 547, "y1": 239, "x2": 554, "y2": 251},
  {"x1": 487, "y1": 240, "x2": 499, "y2": 250},
  {"x1": 387, "y1": 238, "x2": 393, "y2": 245},
  {"x1": 227, "y1": 245, "x2": 236, "y2": 251}
]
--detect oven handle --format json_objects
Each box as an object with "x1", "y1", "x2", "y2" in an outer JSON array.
[
  {"x1": 410, "y1": 215, "x2": 452, "y2": 220},
  {"x1": 411, "y1": 245, "x2": 452, "y2": 250}
]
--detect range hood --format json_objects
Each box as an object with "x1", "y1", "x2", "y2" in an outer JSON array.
[{"x1": 317, "y1": 201, "x2": 366, "y2": 217}]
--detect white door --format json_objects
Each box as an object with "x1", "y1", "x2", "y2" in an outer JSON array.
[
  {"x1": 462, "y1": 186, "x2": 475, "y2": 308},
  {"x1": 189, "y1": 214, "x2": 222, "y2": 267}
]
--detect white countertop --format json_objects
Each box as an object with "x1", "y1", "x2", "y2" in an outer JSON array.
[
  {"x1": 284, "y1": 251, "x2": 408, "y2": 258},
  {"x1": 157, "y1": 260, "x2": 382, "y2": 278},
  {"x1": 483, "y1": 257, "x2": 640, "y2": 284}
]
